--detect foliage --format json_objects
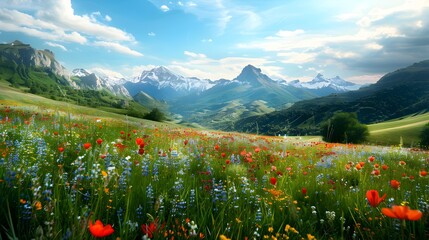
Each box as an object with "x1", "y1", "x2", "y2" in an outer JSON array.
[
  {"x1": 419, "y1": 122, "x2": 429, "y2": 149},
  {"x1": 0, "y1": 106, "x2": 428, "y2": 240},
  {"x1": 144, "y1": 108, "x2": 165, "y2": 122},
  {"x1": 320, "y1": 112, "x2": 369, "y2": 143}
]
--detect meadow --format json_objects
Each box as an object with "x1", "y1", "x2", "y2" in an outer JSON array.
[{"x1": 0, "y1": 103, "x2": 428, "y2": 240}]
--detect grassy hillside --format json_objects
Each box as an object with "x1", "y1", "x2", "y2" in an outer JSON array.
[
  {"x1": 0, "y1": 80, "x2": 159, "y2": 125},
  {"x1": 367, "y1": 112, "x2": 429, "y2": 147}
]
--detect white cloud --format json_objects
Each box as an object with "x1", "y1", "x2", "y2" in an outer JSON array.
[
  {"x1": 184, "y1": 50, "x2": 206, "y2": 58},
  {"x1": 167, "y1": 51, "x2": 283, "y2": 80},
  {"x1": 347, "y1": 74, "x2": 383, "y2": 84},
  {"x1": 187, "y1": 2, "x2": 197, "y2": 7},
  {"x1": 148, "y1": 32, "x2": 156, "y2": 37},
  {"x1": 90, "y1": 67, "x2": 125, "y2": 79},
  {"x1": 93, "y1": 41, "x2": 143, "y2": 57},
  {"x1": 105, "y1": 15, "x2": 112, "y2": 22},
  {"x1": 0, "y1": 0, "x2": 140, "y2": 56},
  {"x1": 45, "y1": 41, "x2": 67, "y2": 51},
  {"x1": 122, "y1": 64, "x2": 157, "y2": 78},
  {"x1": 365, "y1": 42, "x2": 383, "y2": 50},
  {"x1": 160, "y1": 5, "x2": 170, "y2": 12},
  {"x1": 415, "y1": 20, "x2": 423, "y2": 28},
  {"x1": 277, "y1": 52, "x2": 316, "y2": 64}
]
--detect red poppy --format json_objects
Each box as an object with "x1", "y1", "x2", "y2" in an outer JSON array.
[
  {"x1": 270, "y1": 177, "x2": 277, "y2": 185},
  {"x1": 138, "y1": 148, "x2": 145, "y2": 155},
  {"x1": 225, "y1": 159, "x2": 231, "y2": 165},
  {"x1": 214, "y1": 144, "x2": 220, "y2": 151},
  {"x1": 142, "y1": 222, "x2": 157, "y2": 238},
  {"x1": 184, "y1": 139, "x2": 188, "y2": 145},
  {"x1": 382, "y1": 205, "x2": 422, "y2": 221},
  {"x1": 83, "y1": 142, "x2": 91, "y2": 150},
  {"x1": 302, "y1": 187, "x2": 307, "y2": 195},
  {"x1": 390, "y1": 180, "x2": 400, "y2": 190},
  {"x1": 254, "y1": 147, "x2": 261, "y2": 153},
  {"x1": 368, "y1": 156, "x2": 375, "y2": 162},
  {"x1": 89, "y1": 220, "x2": 114, "y2": 238},
  {"x1": 58, "y1": 147, "x2": 64, "y2": 153},
  {"x1": 420, "y1": 170, "x2": 428, "y2": 177},
  {"x1": 366, "y1": 190, "x2": 386, "y2": 207},
  {"x1": 135, "y1": 137, "x2": 144, "y2": 146},
  {"x1": 221, "y1": 152, "x2": 226, "y2": 158},
  {"x1": 96, "y1": 138, "x2": 103, "y2": 145},
  {"x1": 382, "y1": 164, "x2": 389, "y2": 170}
]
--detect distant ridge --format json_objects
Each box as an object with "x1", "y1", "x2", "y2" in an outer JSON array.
[{"x1": 233, "y1": 60, "x2": 429, "y2": 136}]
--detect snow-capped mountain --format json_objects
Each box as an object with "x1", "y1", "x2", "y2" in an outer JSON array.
[
  {"x1": 124, "y1": 66, "x2": 216, "y2": 100},
  {"x1": 71, "y1": 68, "x2": 130, "y2": 97},
  {"x1": 289, "y1": 73, "x2": 361, "y2": 91}
]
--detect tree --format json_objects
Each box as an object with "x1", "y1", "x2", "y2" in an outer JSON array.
[
  {"x1": 320, "y1": 112, "x2": 369, "y2": 143},
  {"x1": 420, "y1": 123, "x2": 429, "y2": 149},
  {"x1": 144, "y1": 108, "x2": 165, "y2": 122}
]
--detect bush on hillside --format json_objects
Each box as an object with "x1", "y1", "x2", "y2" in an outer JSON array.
[
  {"x1": 320, "y1": 112, "x2": 369, "y2": 143},
  {"x1": 144, "y1": 108, "x2": 165, "y2": 122},
  {"x1": 420, "y1": 122, "x2": 429, "y2": 149}
]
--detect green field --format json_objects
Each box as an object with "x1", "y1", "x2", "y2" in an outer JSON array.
[
  {"x1": 0, "y1": 81, "x2": 428, "y2": 239},
  {"x1": 2, "y1": 79, "x2": 428, "y2": 148},
  {"x1": 367, "y1": 112, "x2": 429, "y2": 147}
]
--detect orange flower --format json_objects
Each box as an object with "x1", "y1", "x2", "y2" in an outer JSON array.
[
  {"x1": 366, "y1": 190, "x2": 386, "y2": 207},
  {"x1": 381, "y1": 164, "x2": 389, "y2": 170},
  {"x1": 89, "y1": 220, "x2": 114, "y2": 238},
  {"x1": 390, "y1": 180, "x2": 400, "y2": 190},
  {"x1": 420, "y1": 170, "x2": 428, "y2": 177},
  {"x1": 382, "y1": 205, "x2": 422, "y2": 221},
  {"x1": 398, "y1": 160, "x2": 406, "y2": 166},
  {"x1": 34, "y1": 201, "x2": 42, "y2": 210},
  {"x1": 368, "y1": 156, "x2": 375, "y2": 162},
  {"x1": 355, "y1": 163, "x2": 362, "y2": 171}
]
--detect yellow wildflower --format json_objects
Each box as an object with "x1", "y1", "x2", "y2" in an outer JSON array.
[
  {"x1": 307, "y1": 233, "x2": 316, "y2": 240},
  {"x1": 219, "y1": 235, "x2": 231, "y2": 240}
]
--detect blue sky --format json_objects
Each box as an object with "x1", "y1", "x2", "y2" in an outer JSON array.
[{"x1": 0, "y1": 0, "x2": 428, "y2": 83}]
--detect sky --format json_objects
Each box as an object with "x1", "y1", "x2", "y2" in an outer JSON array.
[{"x1": 0, "y1": 0, "x2": 428, "y2": 83}]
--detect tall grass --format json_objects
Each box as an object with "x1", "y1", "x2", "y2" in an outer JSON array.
[{"x1": 0, "y1": 106, "x2": 428, "y2": 239}]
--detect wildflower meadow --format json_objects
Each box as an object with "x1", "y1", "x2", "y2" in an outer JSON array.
[{"x1": 0, "y1": 105, "x2": 428, "y2": 239}]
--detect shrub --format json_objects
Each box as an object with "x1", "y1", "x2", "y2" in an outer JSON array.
[
  {"x1": 144, "y1": 108, "x2": 165, "y2": 122},
  {"x1": 320, "y1": 112, "x2": 369, "y2": 143},
  {"x1": 420, "y1": 122, "x2": 429, "y2": 149}
]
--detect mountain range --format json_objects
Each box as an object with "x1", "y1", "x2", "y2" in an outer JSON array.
[
  {"x1": 120, "y1": 64, "x2": 362, "y2": 128},
  {"x1": 2, "y1": 40, "x2": 427, "y2": 136},
  {"x1": 233, "y1": 60, "x2": 429, "y2": 135}
]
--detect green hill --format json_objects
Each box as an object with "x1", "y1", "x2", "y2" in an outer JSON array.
[
  {"x1": 367, "y1": 112, "x2": 429, "y2": 147},
  {"x1": 234, "y1": 60, "x2": 429, "y2": 136}
]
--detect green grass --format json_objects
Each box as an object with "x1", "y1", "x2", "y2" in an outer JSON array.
[
  {"x1": 367, "y1": 112, "x2": 429, "y2": 147},
  {"x1": 0, "y1": 89, "x2": 428, "y2": 239}
]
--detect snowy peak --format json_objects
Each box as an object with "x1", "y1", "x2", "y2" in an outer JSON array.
[
  {"x1": 293, "y1": 73, "x2": 361, "y2": 91},
  {"x1": 71, "y1": 68, "x2": 130, "y2": 97},
  {"x1": 72, "y1": 68, "x2": 91, "y2": 77},
  {"x1": 125, "y1": 66, "x2": 216, "y2": 100},
  {"x1": 138, "y1": 66, "x2": 179, "y2": 82}
]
